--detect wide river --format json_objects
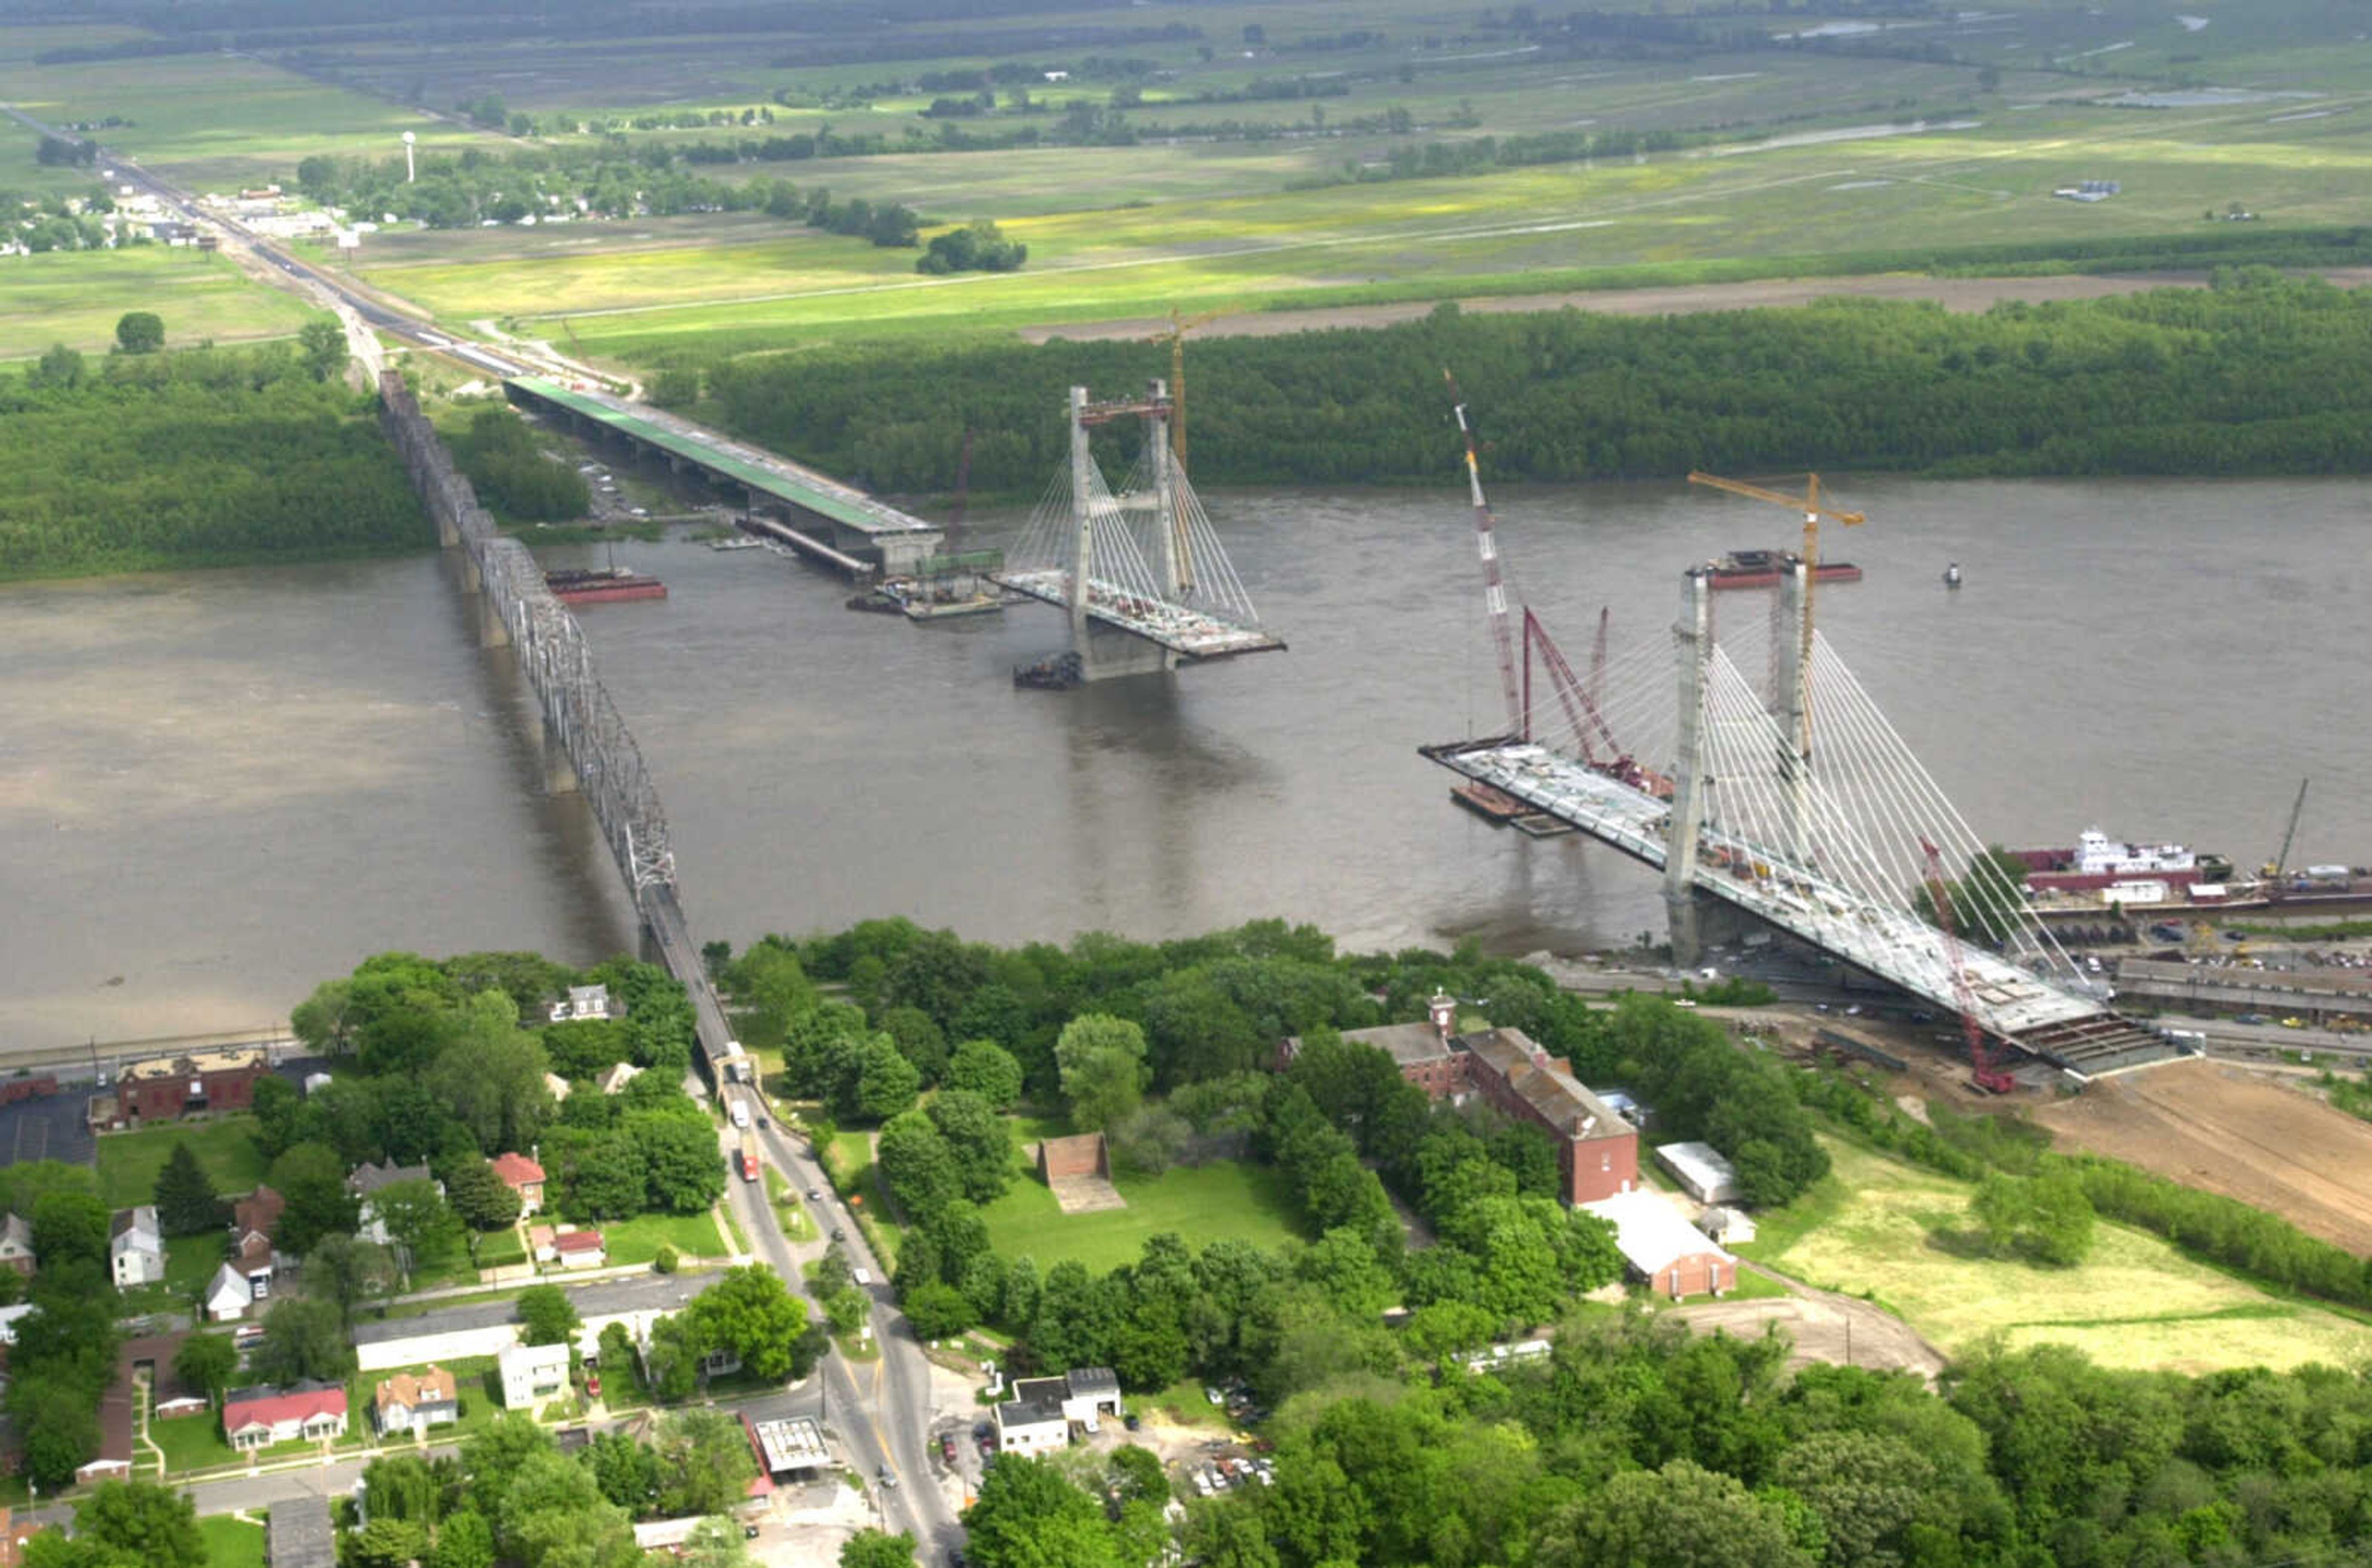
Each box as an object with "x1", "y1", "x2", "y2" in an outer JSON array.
[{"x1": 4, "y1": 477, "x2": 2367, "y2": 1049}]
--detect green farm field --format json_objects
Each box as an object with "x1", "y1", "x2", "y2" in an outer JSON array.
[
  {"x1": 1760, "y1": 1138, "x2": 2372, "y2": 1375},
  {"x1": 330, "y1": 86, "x2": 2372, "y2": 363},
  {"x1": 0, "y1": 246, "x2": 316, "y2": 363},
  {"x1": 0, "y1": 28, "x2": 503, "y2": 191}
]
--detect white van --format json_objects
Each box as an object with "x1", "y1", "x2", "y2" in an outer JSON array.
[{"x1": 730, "y1": 1099, "x2": 751, "y2": 1130}]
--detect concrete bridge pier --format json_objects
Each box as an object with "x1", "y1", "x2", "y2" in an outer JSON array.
[
  {"x1": 1078, "y1": 616, "x2": 1179, "y2": 681},
  {"x1": 477, "y1": 589, "x2": 510, "y2": 648},
  {"x1": 542, "y1": 734, "x2": 579, "y2": 795}
]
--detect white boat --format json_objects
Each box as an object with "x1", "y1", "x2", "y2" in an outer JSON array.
[{"x1": 1943, "y1": 561, "x2": 1962, "y2": 587}]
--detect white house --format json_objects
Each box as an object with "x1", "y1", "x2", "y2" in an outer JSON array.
[
  {"x1": 109, "y1": 1206, "x2": 165, "y2": 1289},
  {"x1": 549, "y1": 984, "x2": 611, "y2": 1023},
  {"x1": 222, "y1": 1382, "x2": 349, "y2": 1450},
  {"x1": 372, "y1": 1367, "x2": 460, "y2": 1438},
  {"x1": 0, "y1": 1211, "x2": 35, "y2": 1275},
  {"x1": 204, "y1": 1262, "x2": 255, "y2": 1322},
  {"x1": 499, "y1": 1341, "x2": 571, "y2": 1412},
  {"x1": 596, "y1": 1062, "x2": 642, "y2": 1096}
]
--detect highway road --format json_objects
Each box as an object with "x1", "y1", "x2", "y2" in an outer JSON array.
[{"x1": 733, "y1": 1114, "x2": 967, "y2": 1557}]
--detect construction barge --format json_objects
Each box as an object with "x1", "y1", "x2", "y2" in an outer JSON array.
[{"x1": 544, "y1": 567, "x2": 667, "y2": 606}]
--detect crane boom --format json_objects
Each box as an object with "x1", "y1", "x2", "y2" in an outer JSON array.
[
  {"x1": 2266, "y1": 777, "x2": 2310, "y2": 898},
  {"x1": 1446, "y1": 369, "x2": 1522, "y2": 737}
]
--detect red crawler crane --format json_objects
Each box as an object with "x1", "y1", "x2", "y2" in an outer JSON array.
[{"x1": 1923, "y1": 836, "x2": 2017, "y2": 1094}]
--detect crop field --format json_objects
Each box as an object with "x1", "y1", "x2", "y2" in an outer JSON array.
[
  {"x1": 1764, "y1": 1138, "x2": 2372, "y2": 1375},
  {"x1": 0, "y1": 29, "x2": 502, "y2": 190},
  {"x1": 3, "y1": 0, "x2": 2371, "y2": 373},
  {"x1": 0, "y1": 246, "x2": 316, "y2": 363},
  {"x1": 318, "y1": 78, "x2": 2372, "y2": 363}
]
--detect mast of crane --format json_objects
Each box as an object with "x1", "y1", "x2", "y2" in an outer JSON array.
[
  {"x1": 1446, "y1": 370, "x2": 1522, "y2": 737},
  {"x1": 1923, "y1": 836, "x2": 2016, "y2": 1094},
  {"x1": 1685, "y1": 471, "x2": 1865, "y2": 751}
]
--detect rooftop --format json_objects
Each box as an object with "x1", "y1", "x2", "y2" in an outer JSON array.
[
  {"x1": 376, "y1": 1366, "x2": 457, "y2": 1412},
  {"x1": 348, "y1": 1160, "x2": 432, "y2": 1196},
  {"x1": 232, "y1": 1185, "x2": 284, "y2": 1238},
  {"x1": 554, "y1": 1229, "x2": 605, "y2": 1253},
  {"x1": 1654, "y1": 1140, "x2": 1738, "y2": 1191},
  {"x1": 224, "y1": 1380, "x2": 348, "y2": 1428},
  {"x1": 1338, "y1": 1021, "x2": 1455, "y2": 1068},
  {"x1": 1581, "y1": 1190, "x2": 1732, "y2": 1276},
  {"x1": 1455, "y1": 1028, "x2": 1633, "y2": 1142},
  {"x1": 352, "y1": 1271, "x2": 710, "y2": 1348},
  {"x1": 122, "y1": 1047, "x2": 265, "y2": 1083},
  {"x1": 747, "y1": 1414, "x2": 830, "y2": 1472},
  {"x1": 491, "y1": 1151, "x2": 546, "y2": 1187},
  {"x1": 266, "y1": 1495, "x2": 335, "y2": 1568}
]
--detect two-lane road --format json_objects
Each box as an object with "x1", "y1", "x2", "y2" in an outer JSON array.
[{"x1": 731, "y1": 1117, "x2": 965, "y2": 1557}]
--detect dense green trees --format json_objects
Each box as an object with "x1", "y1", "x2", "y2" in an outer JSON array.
[
  {"x1": 1969, "y1": 1170, "x2": 2096, "y2": 1266},
  {"x1": 449, "y1": 406, "x2": 589, "y2": 522},
  {"x1": 0, "y1": 344, "x2": 425, "y2": 581},
  {"x1": 697, "y1": 272, "x2": 2372, "y2": 494},
  {"x1": 151, "y1": 1141, "x2": 225, "y2": 1236}
]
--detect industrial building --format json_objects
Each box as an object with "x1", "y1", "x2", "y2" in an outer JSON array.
[
  {"x1": 1654, "y1": 1141, "x2": 1742, "y2": 1205},
  {"x1": 88, "y1": 1047, "x2": 269, "y2": 1130},
  {"x1": 993, "y1": 1367, "x2": 1124, "y2": 1456},
  {"x1": 1583, "y1": 1191, "x2": 1736, "y2": 1299}
]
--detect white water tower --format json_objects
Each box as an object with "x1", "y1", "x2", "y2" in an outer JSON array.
[{"x1": 402, "y1": 130, "x2": 416, "y2": 183}]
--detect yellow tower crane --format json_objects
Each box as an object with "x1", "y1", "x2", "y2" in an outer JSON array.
[
  {"x1": 1142, "y1": 306, "x2": 1230, "y2": 592},
  {"x1": 1686, "y1": 471, "x2": 1867, "y2": 750},
  {"x1": 1145, "y1": 306, "x2": 1230, "y2": 470}
]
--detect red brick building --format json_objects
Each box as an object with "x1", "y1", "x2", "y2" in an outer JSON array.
[
  {"x1": 1285, "y1": 997, "x2": 1640, "y2": 1209},
  {"x1": 91, "y1": 1048, "x2": 268, "y2": 1130}
]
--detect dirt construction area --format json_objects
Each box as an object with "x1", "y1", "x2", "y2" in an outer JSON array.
[
  {"x1": 2037, "y1": 1058, "x2": 2372, "y2": 1254},
  {"x1": 1671, "y1": 1269, "x2": 1948, "y2": 1385}
]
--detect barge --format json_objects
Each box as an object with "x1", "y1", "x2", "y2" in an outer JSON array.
[
  {"x1": 1707, "y1": 548, "x2": 1862, "y2": 590},
  {"x1": 545, "y1": 568, "x2": 668, "y2": 606}
]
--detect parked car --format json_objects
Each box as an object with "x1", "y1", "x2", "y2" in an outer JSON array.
[
  {"x1": 877, "y1": 1463, "x2": 897, "y2": 1490},
  {"x1": 831, "y1": 1226, "x2": 847, "y2": 1242},
  {"x1": 1122, "y1": 1412, "x2": 1140, "y2": 1432}
]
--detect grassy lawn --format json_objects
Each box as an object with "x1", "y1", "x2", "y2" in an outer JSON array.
[
  {"x1": 978, "y1": 1158, "x2": 1305, "y2": 1276},
  {"x1": 96, "y1": 1117, "x2": 267, "y2": 1209},
  {"x1": 200, "y1": 1514, "x2": 266, "y2": 1568},
  {"x1": 599, "y1": 1210, "x2": 728, "y2": 1267},
  {"x1": 369, "y1": 1286, "x2": 524, "y2": 1323},
  {"x1": 474, "y1": 1227, "x2": 529, "y2": 1267},
  {"x1": 1764, "y1": 1138, "x2": 2372, "y2": 1375},
  {"x1": 149, "y1": 1413, "x2": 241, "y2": 1475},
  {"x1": 822, "y1": 1129, "x2": 902, "y2": 1266},
  {"x1": 0, "y1": 248, "x2": 318, "y2": 365},
  {"x1": 1142, "y1": 1376, "x2": 1232, "y2": 1431}
]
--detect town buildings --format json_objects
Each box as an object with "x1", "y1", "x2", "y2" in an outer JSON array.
[
  {"x1": 499, "y1": 1341, "x2": 571, "y2": 1412},
  {"x1": 107, "y1": 1206, "x2": 164, "y2": 1289},
  {"x1": 1581, "y1": 1191, "x2": 1736, "y2": 1299},
  {"x1": 492, "y1": 1151, "x2": 547, "y2": 1215},
  {"x1": 222, "y1": 1381, "x2": 349, "y2": 1449},
  {"x1": 88, "y1": 1047, "x2": 267, "y2": 1130},
  {"x1": 373, "y1": 1366, "x2": 460, "y2": 1438},
  {"x1": 993, "y1": 1367, "x2": 1124, "y2": 1456}
]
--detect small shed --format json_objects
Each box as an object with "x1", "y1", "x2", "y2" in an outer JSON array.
[
  {"x1": 1701, "y1": 1205, "x2": 1757, "y2": 1246},
  {"x1": 1654, "y1": 1141, "x2": 1741, "y2": 1205}
]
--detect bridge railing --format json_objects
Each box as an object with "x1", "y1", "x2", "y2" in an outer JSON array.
[{"x1": 378, "y1": 371, "x2": 676, "y2": 895}]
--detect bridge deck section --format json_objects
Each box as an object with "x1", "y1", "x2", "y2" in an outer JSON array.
[
  {"x1": 1425, "y1": 739, "x2": 2173, "y2": 1074},
  {"x1": 995, "y1": 568, "x2": 1286, "y2": 660},
  {"x1": 507, "y1": 377, "x2": 936, "y2": 542}
]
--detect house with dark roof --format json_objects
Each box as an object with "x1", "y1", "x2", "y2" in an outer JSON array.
[
  {"x1": 266, "y1": 1493, "x2": 334, "y2": 1568},
  {"x1": 347, "y1": 1161, "x2": 438, "y2": 1246},
  {"x1": 228, "y1": 1184, "x2": 284, "y2": 1294},
  {"x1": 222, "y1": 1381, "x2": 348, "y2": 1449},
  {"x1": 993, "y1": 1367, "x2": 1122, "y2": 1456}
]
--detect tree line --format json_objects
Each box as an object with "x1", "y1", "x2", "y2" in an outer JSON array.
[
  {"x1": 689, "y1": 269, "x2": 2372, "y2": 495},
  {"x1": 0, "y1": 340, "x2": 426, "y2": 581}
]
